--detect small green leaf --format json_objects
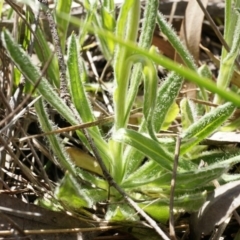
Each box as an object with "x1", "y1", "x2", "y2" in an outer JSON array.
[
  {"x1": 180, "y1": 98, "x2": 197, "y2": 130},
  {"x1": 139, "y1": 202, "x2": 169, "y2": 223},
  {"x1": 161, "y1": 102, "x2": 179, "y2": 130},
  {"x1": 105, "y1": 204, "x2": 139, "y2": 221},
  {"x1": 55, "y1": 173, "x2": 91, "y2": 209},
  {"x1": 33, "y1": 22, "x2": 60, "y2": 87}
]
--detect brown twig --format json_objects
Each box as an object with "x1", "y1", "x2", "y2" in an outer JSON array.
[
  {"x1": 19, "y1": 108, "x2": 142, "y2": 142},
  {"x1": 0, "y1": 226, "x2": 120, "y2": 236},
  {"x1": 38, "y1": 0, "x2": 68, "y2": 101},
  {"x1": 0, "y1": 210, "x2": 30, "y2": 239}
]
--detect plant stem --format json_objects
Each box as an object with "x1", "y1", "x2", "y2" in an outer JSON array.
[{"x1": 112, "y1": 0, "x2": 140, "y2": 182}]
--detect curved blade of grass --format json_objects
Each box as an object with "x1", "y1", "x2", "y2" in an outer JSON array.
[
  {"x1": 113, "y1": 0, "x2": 140, "y2": 130},
  {"x1": 125, "y1": 53, "x2": 158, "y2": 140},
  {"x1": 181, "y1": 102, "x2": 235, "y2": 154},
  {"x1": 64, "y1": 15, "x2": 240, "y2": 106},
  {"x1": 113, "y1": 128, "x2": 173, "y2": 172}
]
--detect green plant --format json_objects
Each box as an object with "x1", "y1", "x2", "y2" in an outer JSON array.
[{"x1": 2, "y1": 0, "x2": 240, "y2": 238}]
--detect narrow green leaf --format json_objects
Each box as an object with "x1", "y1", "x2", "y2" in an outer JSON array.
[
  {"x1": 113, "y1": 0, "x2": 140, "y2": 130},
  {"x1": 214, "y1": 11, "x2": 240, "y2": 104},
  {"x1": 211, "y1": 154, "x2": 240, "y2": 168},
  {"x1": 181, "y1": 102, "x2": 235, "y2": 154},
  {"x1": 67, "y1": 33, "x2": 112, "y2": 168},
  {"x1": 156, "y1": 12, "x2": 196, "y2": 71},
  {"x1": 173, "y1": 192, "x2": 207, "y2": 212},
  {"x1": 154, "y1": 72, "x2": 183, "y2": 131},
  {"x1": 67, "y1": 34, "x2": 98, "y2": 127},
  {"x1": 161, "y1": 102, "x2": 179, "y2": 130},
  {"x1": 141, "y1": 55, "x2": 158, "y2": 139},
  {"x1": 139, "y1": 164, "x2": 227, "y2": 191},
  {"x1": 139, "y1": 191, "x2": 207, "y2": 221},
  {"x1": 191, "y1": 149, "x2": 240, "y2": 165},
  {"x1": 76, "y1": 167, "x2": 108, "y2": 190},
  {"x1": 122, "y1": 160, "x2": 164, "y2": 188},
  {"x1": 138, "y1": 202, "x2": 169, "y2": 223},
  {"x1": 175, "y1": 166, "x2": 227, "y2": 190},
  {"x1": 221, "y1": 173, "x2": 240, "y2": 183},
  {"x1": 113, "y1": 128, "x2": 173, "y2": 172},
  {"x1": 101, "y1": 6, "x2": 115, "y2": 53}
]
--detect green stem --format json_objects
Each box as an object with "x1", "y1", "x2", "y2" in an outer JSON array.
[{"x1": 112, "y1": 0, "x2": 140, "y2": 183}]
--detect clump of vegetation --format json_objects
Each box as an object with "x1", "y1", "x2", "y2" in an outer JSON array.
[{"x1": 1, "y1": 0, "x2": 240, "y2": 239}]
